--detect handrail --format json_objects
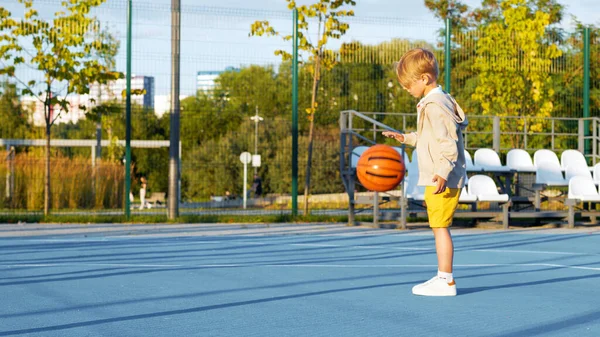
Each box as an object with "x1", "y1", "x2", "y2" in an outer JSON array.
[{"x1": 342, "y1": 110, "x2": 600, "y2": 162}]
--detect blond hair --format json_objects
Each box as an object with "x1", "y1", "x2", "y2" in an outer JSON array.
[{"x1": 395, "y1": 48, "x2": 439, "y2": 88}]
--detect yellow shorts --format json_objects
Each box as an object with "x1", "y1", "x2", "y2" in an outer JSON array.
[{"x1": 424, "y1": 186, "x2": 461, "y2": 228}]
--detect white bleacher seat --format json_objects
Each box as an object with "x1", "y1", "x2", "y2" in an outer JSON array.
[
  {"x1": 409, "y1": 150, "x2": 419, "y2": 171},
  {"x1": 473, "y1": 148, "x2": 511, "y2": 172},
  {"x1": 459, "y1": 174, "x2": 477, "y2": 202},
  {"x1": 535, "y1": 160, "x2": 568, "y2": 186},
  {"x1": 404, "y1": 178, "x2": 475, "y2": 203},
  {"x1": 405, "y1": 182, "x2": 425, "y2": 200},
  {"x1": 565, "y1": 164, "x2": 593, "y2": 181},
  {"x1": 403, "y1": 152, "x2": 425, "y2": 200},
  {"x1": 533, "y1": 149, "x2": 561, "y2": 170},
  {"x1": 350, "y1": 146, "x2": 369, "y2": 168},
  {"x1": 467, "y1": 175, "x2": 509, "y2": 202},
  {"x1": 459, "y1": 186, "x2": 478, "y2": 202},
  {"x1": 464, "y1": 150, "x2": 482, "y2": 172},
  {"x1": 506, "y1": 149, "x2": 535, "y2": 173},
  {"x1": 402, "y1": 159, "x2": 424, "y2": 200},
  {"x1": 593, "y1": 163, "x2": 600, "y2": 185},
  {"x1": 560, "y1": 149, "x2": 589, "y2": 171},
  {"x1": 565, "y1": 176, "x2": 600, "y2": 228},
  {"x1": 393, "y1": 147, "x2": 411, "y2": 171},
  {"x1": 568, "y1": 176, "x2": 600, "y2": 202}
]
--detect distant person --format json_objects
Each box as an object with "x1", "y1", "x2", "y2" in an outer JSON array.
[
  {"x1": 251, "y1": 174, "x2": 263, "y2": 198},
  {"x1": 139, "y1": 176, "x2": 151, "y2": 210},
  {"x1": 225, "y1": 190, "x2": 231, "y2": 200},
  {"x1": 383, "y1": 48, "x2": 468, "y2": 296}
]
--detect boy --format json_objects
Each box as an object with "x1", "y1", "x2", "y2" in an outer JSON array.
[{"x1": 383, "y1": 48, "x2": 468, "y2": 296}]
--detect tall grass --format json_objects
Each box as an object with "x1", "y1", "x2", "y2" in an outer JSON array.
[{"x1": 0, "y1": 154, "x2": 124, "y2": 210}]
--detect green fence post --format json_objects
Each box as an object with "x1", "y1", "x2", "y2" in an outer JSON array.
[
  {"x1": 124, "y1": 0, "x2": 132, "y2": 219},
  {"x1": 291, "y1": 8, "x2": 299, "y2": 218},
  {"x1": 445, "y1": 17, "x2": 451, "y2": 93},
  {"x1": 584, "y1": 27, "x2": 590, "y2": 156}
]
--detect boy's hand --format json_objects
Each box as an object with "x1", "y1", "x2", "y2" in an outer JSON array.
[
  {"x1": 382, "y1": 131, "x2": 404, "y2": 142},
  {"x1": 432, "y1": 175, "x2": 447, "y2": 194}
]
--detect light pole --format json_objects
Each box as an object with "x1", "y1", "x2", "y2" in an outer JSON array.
[{"x1": 250, "y1": 106, "x2": 263, "y2": 175}]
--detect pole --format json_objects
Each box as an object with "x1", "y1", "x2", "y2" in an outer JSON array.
[
  {"x1": 253, "y1": 106, "x2": 260, "y2": 175},
  {"x1": 243, "y1": 162, "x2": 248, "y2": 209},
  {"x1": 583, "y1": 27, "x2": 590, "y2": 156},
  {"x1": 445, "y1": 17, "x2": 451, "y2": 93},
  {"x1": 168, "y1": 0, "x2": 181, "y2": 219},
  {"x1": 291, "y1": 8, "x2": 299, "y2": 217},
  {"x1": 124, "y1": 0, "x2": 132, "y2": 218}
]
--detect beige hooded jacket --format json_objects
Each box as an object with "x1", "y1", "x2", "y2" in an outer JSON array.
[{"x1": 401, "y1": 91, "x2": 468, "y2": 188}]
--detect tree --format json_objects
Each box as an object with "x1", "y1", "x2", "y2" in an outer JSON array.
[
  {"x1": 0, "y1": 80, "x2": 29, "y2": 139},
  {"x1": 250, "y1": 0, "x2": 355, "y2": 215},
  {"x1": 89, "y1": 27, "x2": 120, "y2": 160},
  {"x1": 470, "y1": 0, "x2": 563, "y2": 148},
  {"x1": 0, "y1": 0, "x2": 121, "y2": 215},
  {"x1": 425, "y1": 0, "x2": 470, "y2": 31}
]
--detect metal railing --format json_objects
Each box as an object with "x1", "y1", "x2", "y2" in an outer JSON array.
[{"x1": 341, "y1": 110, "x2": 600, "y2": 162}]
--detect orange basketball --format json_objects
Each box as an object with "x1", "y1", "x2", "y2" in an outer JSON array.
[{"x1": 356, "y1": 144, "x2": 405, "y2": 192}]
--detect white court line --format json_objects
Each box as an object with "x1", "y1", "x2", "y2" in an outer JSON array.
[
  {"x1": 291, "y1": 243, "x2": 433, "y2": 251},
  {"x1": 468, "y1": 249, "x2": 589, "y2": 256},
  {"x1": 1, "y1": 262, "x2": 599, "y2": 271},
  {"x1": 0, "y1": 263, "x2": 183, "y2": 268},
  {"x1": 9, "y1": 238, "x2": 597, "y2": 256},
  {"x1": 188, "y1": 240, "x2": 595, "y2": 256},
  {"x1": 21, "y1": 239, "x2": 110, "y2": 242}
]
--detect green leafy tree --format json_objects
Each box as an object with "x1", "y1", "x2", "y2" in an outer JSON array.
[
  {"x1": 250, "y1": 0, "x2": 355, "y2": 215},
  {"x1": 425, "y1": 0, "x2": 470, "y2": 32},
  {"x1": 470, "y1": 0, "x2": 563, "y2": 148},
  {"x1": 0, "y1": 80, "x2": 29, "y2": 139},
  {"x1": 0, "y1": 0, "x2": 121, "y2": 215},
  {"x1": 89, "y1": 27, "x2": 120, "y2": 157},
  {"x1": 425, "y1": 0, "x2": 477, "y2": 105}
]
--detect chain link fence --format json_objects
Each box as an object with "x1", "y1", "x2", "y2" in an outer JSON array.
[{"x1": 0, "y1": 0, "x2": 598, "y2": 217}]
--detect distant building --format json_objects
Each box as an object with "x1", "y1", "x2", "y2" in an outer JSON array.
[
  {"x1": 196, "y1": 67, "x2": 238, "y2": 94},
  {"x1": 22, "y1": 94, "x2": 91, "y2": 127},
  {"x1": 197, "y1": 71, "x2": 221, "y2": 93},
  {"x1": 21, "y1": 75, "x2": 156, "y2": 126},
  {"x1": 90, "y1": 75, "x2": 155, "y2": 109}
]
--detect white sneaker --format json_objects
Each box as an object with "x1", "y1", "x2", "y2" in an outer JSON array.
[{"x1": 412, "y1": 276, "x2": 457, "y2": 296}]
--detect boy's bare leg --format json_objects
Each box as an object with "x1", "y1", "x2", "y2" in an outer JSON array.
[{"x1": 432, "y1": 227, "x2": 454, "y2": 273}]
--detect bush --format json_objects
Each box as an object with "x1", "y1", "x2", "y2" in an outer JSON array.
[{"x1": 0, "y1": 154, "x2": 124, "y2": 210}]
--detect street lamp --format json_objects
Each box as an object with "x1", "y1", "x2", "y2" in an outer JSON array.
[{"x1": 250, "y1": 106, "x2": 263, "y2": 174}]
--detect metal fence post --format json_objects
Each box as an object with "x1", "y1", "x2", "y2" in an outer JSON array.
[
  {"x1": 594, "y1": 120, "x2": 598, "y2": 165},
  {"x1": 493, "y1": 116, "x2": 500, "y2": 153},
  {"x1": 291, "y1": 8, "x2": 299, "y2": 218},
  {"x1": 551, "y1": 119, "x2": 555, "y2": 150},
  {"x1": 445, "y1": 17, "x2": 451, "y2": 93},
  {"x1": 583, "y1": 27, "x2": 590, "y2": 155},
  {"x1": 523, "y1": 118, "x2": 528, "y2": 150},
  {"x1": 373, "y1": 191, "x2": 379, "y2": 227},
  {"x1": 168, "y1": 0, "x2": 181, "y2": 219},
  {"x1": 578, "y1": 119, "x2": 585, "y2": 153},
  {"x1": 339, "y1": 111, "x2": 354, "y2": 225},
  {"x1": 124, "y1": 0, "x2": 132, "y2": 219}
]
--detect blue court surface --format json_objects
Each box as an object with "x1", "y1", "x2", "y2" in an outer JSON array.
[{"x1": 1, "y1": 223, "x2": 599, "y2": 337}]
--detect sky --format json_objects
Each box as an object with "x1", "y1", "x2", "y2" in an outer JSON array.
[
  {"x1": 147, "y1": 0, "x2": 600, "y2": 25},
  {"x1": 3, "y1": 0, "x2": 600, "y2": 97}
]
